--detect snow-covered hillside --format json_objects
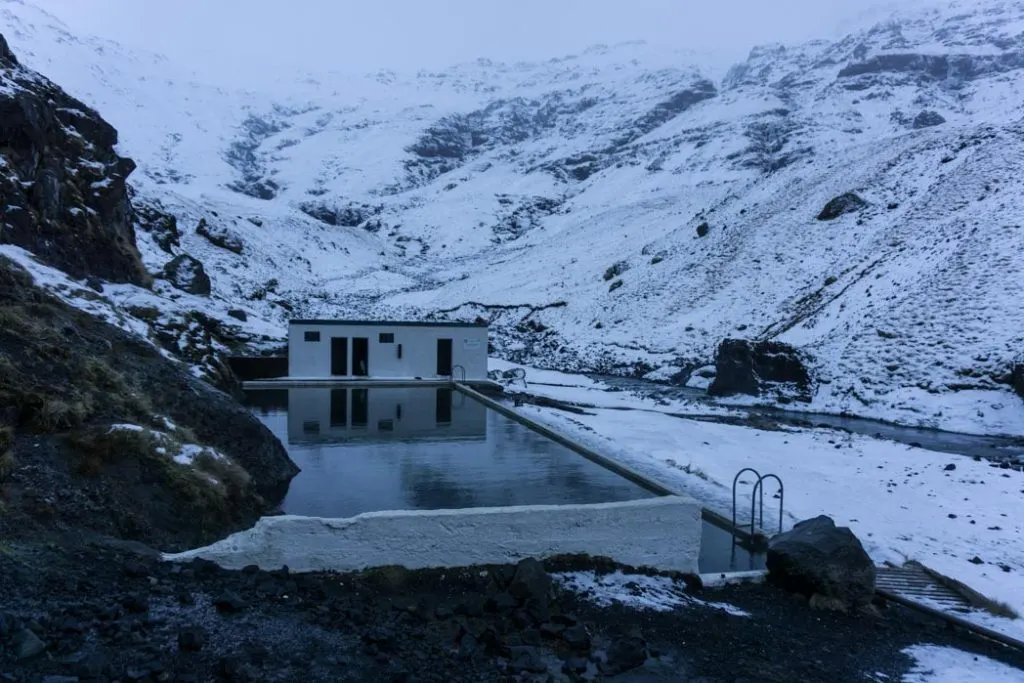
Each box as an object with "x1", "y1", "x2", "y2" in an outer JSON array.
[{"x1": 2, "y1": 0, "x2": 1023, "y2": 435}]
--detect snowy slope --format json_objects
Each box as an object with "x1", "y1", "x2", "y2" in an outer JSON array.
[{"x1": 3, "y1": 0, "x2": 1023, "y2": 435}]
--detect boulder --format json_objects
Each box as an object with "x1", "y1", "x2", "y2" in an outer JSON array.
[
  {"x1": 197, "y1": 218, "x2": 244, "y2": 254},
  {"x1": 1012, "y1": 361, "x2": 1024, "y2": 401},
  {"x1": 766, "y1": 515, "x2": 876, "y2": 611},
  {"x1": 162, "y1": 254, "x2": 211, "y2": 296},
  {"x1": 707, "y1": 338, "x2": 813, "y2": 402},
  {"x1": 912, "y1": 110, "x2": 946, "y2": 129},
  {"x1": 816, "y1": 192, "x2": 868, "y2": 221}
]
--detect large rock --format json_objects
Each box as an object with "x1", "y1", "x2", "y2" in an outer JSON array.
[
  {"x1": 0, "y1": 34, "x2": 148, "y2": 285},
  {"x1": 912, "y1": 110, "x2": 946, "y2": 129},
  {"x1": 196, "y1": 218, "x2": 244, "y2": 254},
  {"x1": 162, "y1": 254, "x2": 211, "y2": 296},
  {"x1": 816, "y1": 192, "x2": 868, "y2": 221},
  {"x1": 766, "y1": 516, "x2": 876, "y2": 611},
  {"x1": 707, "y1": 338, "x2": 813, "y2": 402},
  {"x1": 1012, "y1": 361, "x2": 1024, "y2": 401}
]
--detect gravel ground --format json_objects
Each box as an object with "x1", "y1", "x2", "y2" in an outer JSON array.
[{"x1": 1, "y1": 537, "x2": 1023, "y2": 683}]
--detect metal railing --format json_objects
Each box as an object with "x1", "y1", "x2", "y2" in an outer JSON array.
[
  {"x1": 732, "y1": 468, "x2": 785, "y2": 537},
  {"x1": 450, "y1": 364, "x2": 467, "y2": 382}
]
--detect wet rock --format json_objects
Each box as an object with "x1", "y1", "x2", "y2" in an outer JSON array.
[
  {"x1": 227, "y1": 308, "x2": 248, "y2": 322},
  {"x1": 601, "y1": 632, "x2": 648, "y2": 675},
  {"x1": 178, "y1": 626, "x2": 206, "y2": 651},
  {"x1": 213, "y1": 590, "x2": 250, "y2": 613},
  {"x1": 162, "y1": 254, "x2": 211, "y2": 296},
  {"x1": 509, "y1": 558, "x2": 552, "y2": 605},
  {"x1": 562, "y1": 657, "x2": 589, "y2": 674},
  {"x1": 69, "y1": 650, "x2": 110, "y2": 679},
  {"x1": 912, "y1": 110, "x2": 946, "y2": 129},
  {"x1": 767, "y1": 515, "x2": 876, "y2": 611},
  {"x1": 708, "y1": 338, "x2": 813, "y2": 402},
  {"x1": 11, "y1": 628, "x2": 46, "y2": 661},
  {"x1": 816, "y1": 192, "x2": 868, "y2": 221},
  {"x1": 696, "y1": 221, "x2": 710, "y2": 237},
  {"x1": 561, "y1": 624, "x2": 592, "y2": 650}
]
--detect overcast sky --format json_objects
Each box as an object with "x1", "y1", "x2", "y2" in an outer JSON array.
[{"x1": 34, "y1": 0, "x2": 920, "y2": 79}]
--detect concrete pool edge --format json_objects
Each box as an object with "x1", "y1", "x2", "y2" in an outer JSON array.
[
  {"x1": 162, "y1": 497, "x2": 703, "y2": 574},
  {"x1": 454, "y1": 382, "x2": 769, "y2": 549}
]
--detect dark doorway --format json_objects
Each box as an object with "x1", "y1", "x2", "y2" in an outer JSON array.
[
  {"x1": 331, "y1": 337, "x2": 348, "y2": 376},
  {"x1": 330, "y1": 389, "x2": 347, "y2": 427},
  {"x1": 436, "y1": 338, "x2": 453, "y2": 376},
  {"x1": 352, "y1": 337, "x2": 369, "y2": 376},
  {"x1": 351, "y1": 388, "x2": 368, "y2": 427},
  {"x1": 435, "y1": 388, "x2": 452, "y2": 424}
]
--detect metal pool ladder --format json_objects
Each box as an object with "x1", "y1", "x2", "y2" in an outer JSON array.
[
  {"x1": 450, "y1": 364, "x2": 467, "y2": 382},
  {"x1": 731, "y1": 467, "x2": 785, "y2": 537}
]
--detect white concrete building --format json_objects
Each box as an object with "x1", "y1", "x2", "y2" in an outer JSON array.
[{"x1": 288, "y1": 320, "x2": 489, "y2": 381}]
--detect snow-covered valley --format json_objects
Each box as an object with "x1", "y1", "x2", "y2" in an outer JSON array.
[{"x1": 3, "y1": 0, "x2": 1023, "y2": 437}]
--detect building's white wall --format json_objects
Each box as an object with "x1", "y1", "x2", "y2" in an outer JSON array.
[
  {"x1": 286, "y1": 387, "x2": 487, "y2": 443},
  {"x1": 163, "y1": 496, "x2": 703, "y2": 574},
  {"x1": 288, "y1": 323, "x2": 488, "y2": 379}
]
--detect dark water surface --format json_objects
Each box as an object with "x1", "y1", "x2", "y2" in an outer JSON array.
[{"x1": 243, "y1": 387, "x2": 658, "y2": 518}]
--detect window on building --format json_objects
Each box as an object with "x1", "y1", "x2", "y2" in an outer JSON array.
[
  {"x1": 379, "y1": 332, "x2": 395, "y2": 343},
  {"x1": 304, "y1": 330, "x2": 321, "y2": 342}
]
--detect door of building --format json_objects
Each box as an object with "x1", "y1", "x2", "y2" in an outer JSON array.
[
  {"x1": 352, "y1": 337, "x2": 369, "y2": 376},
  {"x1": 330, "y1": 337, "x2": 348, "y2": 376},
  {"x1": 436, "y1": 338, "x2": 453, "y2": 376}
]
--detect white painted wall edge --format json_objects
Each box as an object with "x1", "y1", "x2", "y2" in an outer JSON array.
[{"x1": 163, "y1": 496, "x2": 703, "y2": 575}]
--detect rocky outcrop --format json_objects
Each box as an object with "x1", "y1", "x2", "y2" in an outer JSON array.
[
  {"x1": 707, "y1": 339, "x2": 813, "y2": 402},
  {"x1": 913, "y1": 110, "x2": 946, "y2": 129},
  {"x1": 196, "y1": 218, "x2": 244, "y2": 254},
  {"x1": 817, "y1": 192, "x2": 868, "y2": 221},
  {"x1": 132, "y1": 195, "x2": 180, "y2": 254},
  {"x1": 766, "y1": 516, "x2": 877, "y2": 612},
  {"x1": 0, "y1": 256, "x2": 297, "y2": 551},
  {"x1": 162, "y1": 254, "x2": 211, "y2": 296},
  {"x1": 0, "y1": 34, "x2": 148, "y2": 285}
]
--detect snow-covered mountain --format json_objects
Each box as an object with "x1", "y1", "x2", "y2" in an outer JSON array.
[{"x1": 2, "y1": 0, "x2": 1023, "y2": 435}]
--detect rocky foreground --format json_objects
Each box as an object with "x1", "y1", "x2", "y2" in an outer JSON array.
[{"x1": 1, "y1": 536, "x2": 1022, "y2": 683}]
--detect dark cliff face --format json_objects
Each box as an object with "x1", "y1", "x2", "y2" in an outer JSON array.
[{"x1": 0, "y1": 33, "x2": 148, "y2": 286}]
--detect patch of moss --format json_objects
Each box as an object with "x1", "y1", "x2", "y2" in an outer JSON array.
[{"x1": 126, "y1": 305, "x2": 161, "y2": 323}]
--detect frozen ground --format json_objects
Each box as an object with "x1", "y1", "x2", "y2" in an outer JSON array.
[
  {"x1": 900, "y1": 645, "x2": 1024, "y2": 683},
  {"x1": 492, "y1": 359, "x2": 1024, "y2": 642}
]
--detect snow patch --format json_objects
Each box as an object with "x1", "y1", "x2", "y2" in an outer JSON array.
[
  {"x1": 556, "y1": 570, "x2": 751, "y2": 617},
  {"x1": 900, "y1": 644, "x2": 1024, "y2": 682}
]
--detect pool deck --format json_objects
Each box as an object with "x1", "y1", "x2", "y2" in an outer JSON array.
[{"x1": 243, "y1": 377, "x2": 504, "y2": 391}]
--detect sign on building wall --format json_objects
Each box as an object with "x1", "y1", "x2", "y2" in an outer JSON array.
[{"x1": 463, "y1": 338, "x2": 482, "y2": 349}]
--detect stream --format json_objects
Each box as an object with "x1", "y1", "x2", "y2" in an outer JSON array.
[{"x1": 587, "y1": 376, "x2": 1024, "y2": 464}]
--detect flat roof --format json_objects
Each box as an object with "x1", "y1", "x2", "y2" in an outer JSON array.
[{"x1": 290, "y1": 319, "x2": 488, "y2": 329}]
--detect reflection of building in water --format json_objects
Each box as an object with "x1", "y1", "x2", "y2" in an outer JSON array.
[{"x1": 287, "y1": 387, "x2": 487, "y2": 444}]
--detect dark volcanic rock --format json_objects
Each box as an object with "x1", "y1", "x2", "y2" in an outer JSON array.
[
  {"x1": 0, "y1": 34, "x2": 147, "y2": 285},
  {"x1": 162, "y1": 254, "x2": 211, "y2": 296},
  {"x1": 708, "y1": 338, "x2": 813, "y2": 402},
  {"x1": 912, "y1": 110, "x2": 946, "y2": 129},
  {"x1": 1011, "y1": 361, "x2": 1024, "y2": 401},
  {"x1": 816, "y1": 192, "x2": 868, "y2": 221},
  {"x1": 11, "y1": 628, "x2": 46, "y2": 661},
  {"x1": 132, "y1": 197, "x2": 181, "y2": 254},
  {"x1": 0, "y1": 256, "x2": 297, "y2": 551},
  {"x1": 766, "y1": 515, "x2": 876, "y2": 611}
]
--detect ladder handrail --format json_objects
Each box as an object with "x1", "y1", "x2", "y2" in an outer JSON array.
[
  {"x1": 450, "y1": 364, "x2": 467, "y2": 382},
  {"x1": 751, "y1": 473, "x2": 785, "y2": 536},
  {"x1": 731, "y1": 467, "x2": 761, "y2": 533}
]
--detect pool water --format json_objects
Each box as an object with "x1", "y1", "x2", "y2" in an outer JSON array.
[{"x1": 244, "y1": 386, "x2": 659, "y2": 519}]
